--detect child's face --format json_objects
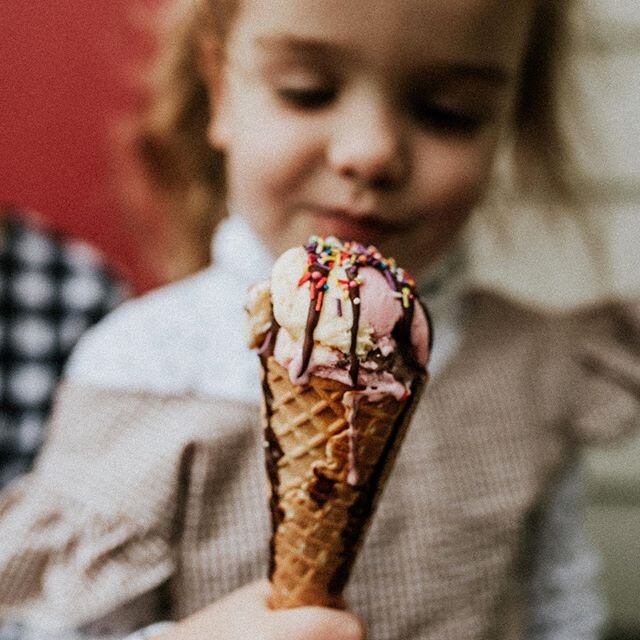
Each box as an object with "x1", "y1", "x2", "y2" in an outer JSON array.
[{"x1": 207, "y1": 0, "x2": 534, "y2": 273}]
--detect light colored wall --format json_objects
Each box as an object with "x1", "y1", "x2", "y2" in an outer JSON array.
[
  {"x1": 477, "y1": 4, "x2": 640, "y2": 631},
  {"x1": 467, "y1": 1, "x2": 640, "y2": 310}
]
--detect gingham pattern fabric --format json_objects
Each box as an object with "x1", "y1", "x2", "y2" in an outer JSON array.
[
  {"x1": 0, "y1": 291, "x2": 637, "y2": 639},
  {"x1": 0, "y1": 210, "x2": 128, "y2": 488}
]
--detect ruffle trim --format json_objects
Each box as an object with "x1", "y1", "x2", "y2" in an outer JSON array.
[
  {"x1": 570, "y1": 301, "x2": 640, "y2": 444},
  {"x1": 0, "y1": 479, "x2": 174, "y2": 631}
]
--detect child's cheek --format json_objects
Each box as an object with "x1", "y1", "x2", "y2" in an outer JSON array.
[
  {"x1": 245, "y1": 111, "x2": 318, "y2": 186},
  {"x1": 228, "y1": 122, "x2": 311, "y2": 202},
  {"x1": 421, "y1": 137, "x2": 497, "y2": 215}
]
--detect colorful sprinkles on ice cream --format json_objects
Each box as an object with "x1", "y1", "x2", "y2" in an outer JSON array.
[
  {"x1": 296, "y1": 236, "x2": 421, "y2": 386},
  {"x1": 300, "y1": 236, "x2": 417, "y2": 309}
]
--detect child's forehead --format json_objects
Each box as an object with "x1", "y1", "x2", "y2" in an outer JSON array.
[{"x1": 229, "y1": 0, "x2": 534, "y2": 74}]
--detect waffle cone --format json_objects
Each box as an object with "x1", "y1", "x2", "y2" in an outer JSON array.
[{"x1": 262, "y1": 356, "x2": 425, "y2": 609}]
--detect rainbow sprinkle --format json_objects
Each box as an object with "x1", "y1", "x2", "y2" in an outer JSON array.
[{"x1": 298, "y1": 236, "x2": 417, "y2": 306}]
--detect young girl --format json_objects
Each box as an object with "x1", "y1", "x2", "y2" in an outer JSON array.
[{"x1": 0, "y1": 0, "x2": 638, "y2": 639}]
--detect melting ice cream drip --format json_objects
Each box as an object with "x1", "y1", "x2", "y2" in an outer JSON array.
[{"x1": 343, "y1": 391, "x2": 363, "y2": 485}]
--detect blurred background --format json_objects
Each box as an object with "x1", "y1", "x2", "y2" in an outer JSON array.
[
  {"x1": 1, "y1": 2, "x2": 638, "y2": 300},
  {"x1": 469, "y1": 7, "x2": 640, "y2": 636},
  {"x1": 0, "y1": 1, "x2": 638, "y2": 637},
  {"x1": 0, "y1": 0, "x2": 163, "y2": 292},
  {"x1": 468, "y1": 2, "x2": 640, "y2": 309}
]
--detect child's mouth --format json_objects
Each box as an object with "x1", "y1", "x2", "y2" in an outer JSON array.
[{"x1": 302, "y1": 205, "x2": 417, "y2": 243}]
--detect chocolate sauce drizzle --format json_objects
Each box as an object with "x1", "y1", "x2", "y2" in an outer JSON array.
[
  {"x1": 346, "y1": 265, "x2": 362, "y2": 387},
  {"x1": 299, "y1": 261, "x2": 331, "y2": 378},
  {"x1": 258, "y1": 316, "x2": 284, "y2": 579},
  {"x1": 309, "y1": 466, "x2": 337, "y2": 506}
]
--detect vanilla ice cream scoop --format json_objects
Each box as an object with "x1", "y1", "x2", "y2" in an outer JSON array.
[{"x1": 250, "y1": 236, "x2": 431, "y2": 399}]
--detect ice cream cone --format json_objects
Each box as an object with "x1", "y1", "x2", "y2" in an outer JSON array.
[
  {"x1": 263, "y1": 356, "x2": 425, "y2": 608},
  {"x1": 248, "y1": 236, "x2": 432, "y2": 609}
]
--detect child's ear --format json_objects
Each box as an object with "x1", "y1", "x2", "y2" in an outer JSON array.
[{"x1": 198, "y1": 36, "x2": 230, "y2": 150}]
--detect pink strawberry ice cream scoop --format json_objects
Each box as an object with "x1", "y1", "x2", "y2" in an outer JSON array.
[{"x1": 247, "y1": 236, "x2": 432, "y2": 400}]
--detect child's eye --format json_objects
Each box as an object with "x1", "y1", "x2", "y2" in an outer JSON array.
[
  {"x1": 412, "y1": 104, "x2": 486, "y2": 137},
  {"x1": 276, "y1": 87, "x2": 337, "y2": 110}
]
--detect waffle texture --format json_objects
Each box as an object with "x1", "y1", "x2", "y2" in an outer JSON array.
[{"x1": 264, "y1": 357, "x2": 424, "y2": 608}]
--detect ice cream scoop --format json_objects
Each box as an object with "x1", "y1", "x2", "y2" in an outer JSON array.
[{"x1": 248, "y1": 235, "x2": 431, "y2": 398}]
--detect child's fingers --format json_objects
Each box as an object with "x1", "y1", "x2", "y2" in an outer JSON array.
[
  {"x1": 155, "y1": 579, "x2": 366, "y2": 640},
  {"x1": 243, "y1": 579, "x2": 366, "y2": 640},
  {"x1": 271, "y1": 605, "x2": 366, "y2": 640}
]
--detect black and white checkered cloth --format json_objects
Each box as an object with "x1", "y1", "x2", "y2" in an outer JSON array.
[{"x1": 0, "y1": 209, "x2": 129, "y2": 489}]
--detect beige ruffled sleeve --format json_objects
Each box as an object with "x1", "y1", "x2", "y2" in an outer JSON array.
[
  {"x1": 567, "y1": 299, "x2": 640, "y2": 444},
  {"x1": 0, "y1": 382, "x2": 255, "y2": 632}
]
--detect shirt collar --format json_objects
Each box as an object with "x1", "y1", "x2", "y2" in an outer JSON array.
[{"x1": 211, "y1": 214, "x2": 275, "y2": 288}]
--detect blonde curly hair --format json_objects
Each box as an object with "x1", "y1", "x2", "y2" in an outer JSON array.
[{"x1": 130, "y1": 0, "x2": 574, "y2": 281}]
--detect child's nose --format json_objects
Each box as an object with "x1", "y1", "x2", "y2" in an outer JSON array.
[{"x1": 328, "y1": 97, "x2": 408, "y2": 190}]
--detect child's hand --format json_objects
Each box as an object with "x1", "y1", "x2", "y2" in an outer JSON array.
[{"x1": 156, "y1": 579, "x2": 366, "y2": 640}]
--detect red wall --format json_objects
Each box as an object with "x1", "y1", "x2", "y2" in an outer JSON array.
[{"x1": 0, "y1": 2, "x2": 161, "y2": 291}]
